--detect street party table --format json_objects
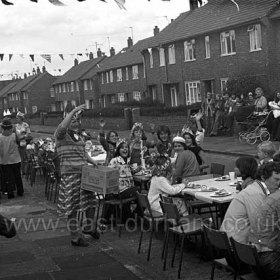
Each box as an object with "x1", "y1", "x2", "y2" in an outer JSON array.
[
  {"x1": 133, "y1": 170, "x2": 152, "y2": 190},
  {"x1": 182, "y1": 175, "x2": 239, "y2": 221}
]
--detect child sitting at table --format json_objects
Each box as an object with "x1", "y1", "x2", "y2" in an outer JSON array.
[{"x1": 148, "y1": 154, "x2": 189, "y2": 216}]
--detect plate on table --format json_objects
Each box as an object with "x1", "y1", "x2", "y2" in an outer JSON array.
[
  {"x1": 210, "y1": 190, "x2": 232, "y2": 197},
  {"x1": 199, "y1": 186, "x2": 218, "y2": 192},
  {"x1": 215, "y1": 175, "x2": 230, "y2": 181},
  {"x1": 229, "y1": 182, "x2": 238, "y2": 186}
]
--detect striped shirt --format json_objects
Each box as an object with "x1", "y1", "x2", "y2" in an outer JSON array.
[{"x1": 54, "y1": 125, "x2": 87, "y2": 174}]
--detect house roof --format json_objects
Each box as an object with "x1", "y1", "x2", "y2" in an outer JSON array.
[
  {"x1": 0, "y1": 81, "x2": 17, "y2": 98},
  {"x1": 80, "y1": 57, "x2": 108, "y2": 80},
  {"x1": 53, "y1": 56, "x2": 105, "y2": 85},
  {"x1": 146, "y1": 0, "x2": 279, "y2": 48},
  {"x1": 21, "y1": 72, "x2": 52, "y2": 91},
  {"x1": 6, "y1": 75, "x2": 39, "y2": 95},
  {"x1": 97, "y1": 35, "x2": 159, "y2": 72}
]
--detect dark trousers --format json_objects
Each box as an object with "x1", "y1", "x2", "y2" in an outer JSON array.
[
  {"x1": 266, "y1": 113, "x2": 280, "y2": 140},
  {"x1": 1, "y1": 163, "x2": 24, "y2": 196}
]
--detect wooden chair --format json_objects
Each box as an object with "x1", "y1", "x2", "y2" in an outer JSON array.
[
  {"x1": 210, "y1": 163, "x2": 225, "y2": 176},
  {"x1": 137, "y1": 192, "x2": 164, "y2": 261},
  {"x1": 230, "y1": 237, "x2": 267, "y2": 280},
  {"x1": 104, "y1": 186, "x2": 139, "y2": 237},
  {"x1": 203, "y1": 226, "x2": 238, "y2": 280},
  {"x1": 160, "y1": 200, "x2": 203, "y2": 279}
]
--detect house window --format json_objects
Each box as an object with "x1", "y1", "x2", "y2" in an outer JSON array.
[
  {"x1": 106, "y1": 72, "x2": 109, "y2": 83},
  {"x1": 71, "y1": 100, "x2": 76, "y2": 107},
  {"x1": 205, "y1": 36, "x2": 210, "y2": 58},
  {"x1": 248, "y1": 24, "x2": 262, "y2": 51},
  {"x1": 168, "y1": 44, "x2": 176, "y2": 64},
  {"x1": 111, "y1": 95, "x2": 116, "y2": 104},
  {"x1": 109, "y1": 70, "x2": 113, "y2": 83},
  {"x1": 152, "y1": 87, "x2": 157, "y2": 101},
  {"x1": 24, "y1": 106, "x2": 27, "y2": 114},
  {"x1": 220, "y1": 30, "x2": 236, "y2": 55},
  {"x1": 15, "y1": 93, "x2": 19, "y2": 100},
  {"x1": 59, "y1": 84, "x2": 62, "y2": 93},
  {"x1": 71, "y1": 82, "x2": 74, "y2": 92},
  {"x1": 118, "y1": 93, "x2": 125, "y2": 102},
  {"x1": 133, "y1": 91, "x2": 141, "y2": 101},
  {"x1": 84, "y1": 80, "x2": 88, "y2": 90},
  {"x1": 184, "y1": 39, "x2": 196, "y2": 61},
  {"x1": 185, "y1": 81, "x2": 201, "y2": 105},
  {"x1": 67, "y1": 83, "x2": 70, "y2": 92},
  {"x1": 63, "y1": 83, "x2": 66, "y2": 92},
  {"x1": 89, "y1": 79, "x2": 93, "y2": 90},
  {"x1": 51, "y1": 104, "x2": 56, "y2": 112},
  {"x1": 159, "y1": 47, "x2": 165, "y2": 66},
  {"x1": 132, "y1": 65, "x2": 139, "y2": 79},
  {"x1": 76, "y1": 81, "x2": 79, "y2": 91},
  {"x1": 125, "y1": 67, "x2": 129, "y2": 80},
  {"x1": 149, "y1": 48, "x2": 153, "y2": 68},
  {"x1": 101, "y1": 73, "x2": 104, "y2": 84},
  {"x1": 55, "y1": 86, "x2": 58, "y2": 94},
  {"x1": 221, "y1": 78, "x2": 229, "y2": 94},
  {"x1": 23, "y1": 92, "x2": 28, "y2": 100},
  {"x1": 85, "y1": 99, "x2": 90, "y2": 109},
  {"x1": 170, "y1": 86, "x2": 178, "y2": 107},
  {"x1": 50, "y1": 87, "x2": 55, "y2": 97},
  {"x1": 117, "y1": 69, "x2": 122, "y2": 82}
]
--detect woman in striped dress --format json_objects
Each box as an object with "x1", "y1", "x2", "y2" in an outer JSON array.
[{"x1": 55, "y1": 104, "x2": 98, "y2": 247}]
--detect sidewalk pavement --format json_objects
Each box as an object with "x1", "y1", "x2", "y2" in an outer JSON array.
[{"x1": 30, "y1": 124, "x2": 279, "y2": 157}]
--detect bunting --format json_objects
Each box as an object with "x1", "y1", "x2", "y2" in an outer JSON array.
[
  {"x1": 30, "y1": 54, "x2": 34, "y2": 62},
  {"x1": 59, "y1": 54, "x2": 64, "y2": 60},
  {"x1": 0, "y1": 54, "x2": 4, "y2": 61},
  {"x1": 48, "y1": 0, "x2": 65, "y2": 6},
  {"x1": 41, "y1": 54, "x2": 51, "y2": 63},
  {"x1": 9, "y1": 54, "x2": 13, "y2": 61},
  {"x1": 114, "y1": 0, "x2": 126, "y2": 10}
]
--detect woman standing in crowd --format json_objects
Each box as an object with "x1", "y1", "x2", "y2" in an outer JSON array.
[
  {"x1": 254, "y1": 87, "x2": 267, "y2": 112},
  {"x1": 267, "y1": 90, "x2": 280, "y2": 141},
  {"x1": 182, "y1": 131, "x2": 208, "y2": 172},
  {"x1": 15, "y1": 111, "x2": 31, "y2": 174},
  {"x1": 98, "y1": 119, "x2": 118, "y2": 166},
  {"x1": 234, "y1": 156, "x2": 258, "y2": 190},
  {"x1": 55, "y1": 104, "x2": 99, "y2": 247},
  {"x1": 148, "y1": 155, "x2": 189, "y2": 215},
  {"x1": 0, "y1": 118, "x2": 24, "y2": 199},
  {"x1": 172, "y1": 136, "x2": 200, "y2": 184}
]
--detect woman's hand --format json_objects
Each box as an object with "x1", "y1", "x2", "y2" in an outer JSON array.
[{"x1": 182, "y1": 178, "x2": 189, "y2": 187}]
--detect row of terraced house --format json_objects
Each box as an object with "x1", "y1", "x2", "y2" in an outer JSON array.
[{"x1": 1, "y1": 0, "x2": 280, "y2": 116}]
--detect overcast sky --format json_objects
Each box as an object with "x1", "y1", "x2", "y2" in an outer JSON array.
[{"x1": 0, "y1": 0, "x2": 190, "y2": 80}]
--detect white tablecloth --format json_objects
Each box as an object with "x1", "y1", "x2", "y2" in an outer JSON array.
[{"x1": 182, "y1": 177, "x2": 238, "y2": 204}]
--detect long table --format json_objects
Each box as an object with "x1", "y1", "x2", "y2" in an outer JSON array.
[{"x1": 182, "y1": 177, "x2": 239, "y2": 221}]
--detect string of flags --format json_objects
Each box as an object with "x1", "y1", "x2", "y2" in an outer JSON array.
[
  {"x1": 0, "y1": 0, "x2": 171, "y2": 10},
  {"x1": 0, "y1": 52, "x2": 88, "y2": 63}
]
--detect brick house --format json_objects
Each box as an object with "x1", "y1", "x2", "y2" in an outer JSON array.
[
  {"x1": 141, "y1": 0, "x2": 280, "y2": 107},
  {"x1": 97, "y1": 32, "x2": 159, "y2": 108},
  {"x1": 0, "y1": 71, "x2": 56, "y2": 115},
  {"x1": 52, "y1": 54, "x2": 106, "y2": 112}
]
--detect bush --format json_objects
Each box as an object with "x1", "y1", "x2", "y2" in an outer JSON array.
[
  {"x1": 82, "y1": 107, "x2": 124, "y2": 118},
  {"x1": 112, "y1": 97, "x2": 164, "y2": 108},
  {"x1": 140, "y1": 103, "x2": 202, "y2": 117}
]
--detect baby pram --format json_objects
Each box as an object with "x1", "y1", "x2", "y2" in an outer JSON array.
[{"x1": 238, "y1": 111, "x2": 271, "y2": 145}]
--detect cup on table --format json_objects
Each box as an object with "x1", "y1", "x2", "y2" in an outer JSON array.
[
  {"x1": 229, "y1": 172, "x2": 235, "y2": 181},
  {"x1": 236, "y1": 177, "x2": 243, "y2": 183}
]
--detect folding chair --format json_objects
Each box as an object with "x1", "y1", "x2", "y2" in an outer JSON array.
[
  {"x1": 160, "y1": 200, "x2": 203, "y2": 279},
  {"x1": 137, "y1": 192, "x2": 164, "y2": 261},
  {"x1": 230, "y1": 237, "x2": 267, "y2": 280},
  {"x1": 203, "y1": 226, "x2": 238, "y2": 280}
]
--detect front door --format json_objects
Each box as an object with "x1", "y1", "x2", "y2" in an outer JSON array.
[{"x1": 170, "y1": 86, "x2": 178, "y2": 107}]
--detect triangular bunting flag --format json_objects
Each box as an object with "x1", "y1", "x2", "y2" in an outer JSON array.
[
  {"x1": 77, "y1": 53, "x2": 83, "y2": 56},
  {"x1": 48, "y1": 0, "x2": 65, "y2": 6},
  {"x1": 30, "y1": 54, "x2": 34, "y2": 62},
  {"x1": 1, "y1": 0, "x2": 13, "y2": 5},
  {"x1": 59, "y1": 54, "x2": 64, "y2": 60},
  {"x1": 0, "y1": 54, "x2": 4, "y2": 61},
  {"x1": 41, "y1": 54, "x2": 52, "y2": 63},
  {"x1": 114, "y1": 0, "x2": 126, "y2": 10},
  {"x1": 9, "y1": 54, "x2": 13, "y2": 61},
  {"x1": 30, "y1": 0, "x2": 38, "y2": 2}
]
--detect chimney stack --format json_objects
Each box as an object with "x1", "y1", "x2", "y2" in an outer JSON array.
[
  {"x1": 189, "y1": 0, "x2": 199, "y2": 10},
  {"x1": 42, "y1": 66, "x2": 46, "y2": 73},
  {"x1": 127, "y1": 37, "x2": 133, "y2": 48},
  {"x1": 32, "y1": 68, "x2": 36, "y2": 75},
  {"x1": 110, "y1": 47, "x2": 115, "y2": 56},
  {"x1": 24, "y1": 73, "x2": 27, "y2": 79},
  {"x1": 37, "y1": 66, "x2": 41, "y2": 74},
  {"x1": 153, "y1": 26, "x2": 160, "y2": 36},
  {"x1": 74, "y1": 58, "x2": 79, "y2": 66},
  {"x1": 97, "y1": 48, "x2": 102, "y2": 58},
  {"x1": 89, "y1": 52, "x2": 94, "y2": 60}
]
